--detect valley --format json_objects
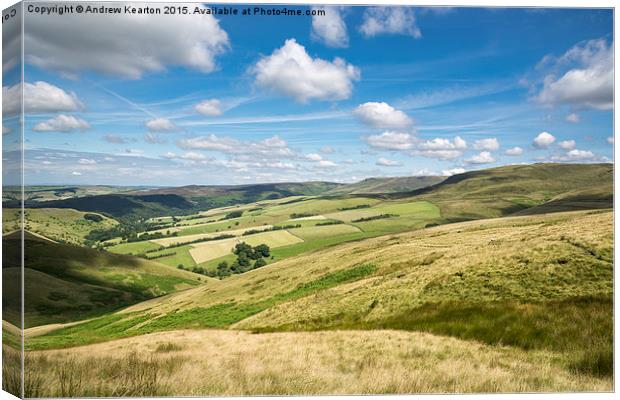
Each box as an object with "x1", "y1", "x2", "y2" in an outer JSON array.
[{"x1": 2, "y1": 163, "x2": 614, "y2": 396}]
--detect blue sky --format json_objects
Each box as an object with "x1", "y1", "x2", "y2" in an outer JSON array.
[{"x1": 2, "y1": 5, "x2": 613, "y2": 186}]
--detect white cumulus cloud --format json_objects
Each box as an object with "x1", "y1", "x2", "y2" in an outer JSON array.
[
  {"x1": 466, "y1": 151, "x2": 495, "y2": 164},
  {"x1": 565, "y1": 149, "x2": 595, "y2": 160},
  {"x1": 178, "y1": 134, "x2": 295, "y2": 159},
  {"x1": 504, "y1": 146, "x2": 524, "y2": 156},
  {"x1": 533, "y1": 131, "x2": 556, "y2": 149},
  {"x1": 607, "y1": 136, "x2": 614, "y2": 144},
  {"x1": 418, "y1": 136, "x2": 467, "y2": 150},
  {"x1": 311, "y1": 6, "x2": 348, "y2": 48},
  {"x1": 558, "y1": 140, "x2": 576, "y2": 150},
  {"x1": 414, "y1": 136, "x2": 467, "y2": 160},
  {"x1": 195, "y1": 99, "x2": 223, "y2": 116},
  {"x1": 353, "y1": 102, "x2": 413, "y2": 130},
  {"x1": 251, "y1": 39, "x2": 360, "y2": 102},
  {"x1": 473, "y1": 138, "x2": 499, "y2": 151},
  {"x1": 146, "y1": 117, "x2": 176, "y2": 132},
  {"x1": 33, "y1": 115, "x2": 90, "y2": 132},
  {"x1": 365, "y1": 131, "x2": 414, "y2": 150},
  {"x1": 24, "y1": 4, "x2": 230, "y2": 79},
  {"x1": 359, "y1": 7, "x2": 421, "y2": 38},
  {"x1": 536, "y1": 38, "x2": 612, "y2": 110},
  {"x1": 3, "y1": 81, "x2": 83, "y2": 116},
  {"x1": 304, "y1": 153, "x2": 323, "y2": 162}
]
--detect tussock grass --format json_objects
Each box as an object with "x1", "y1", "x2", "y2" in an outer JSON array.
[
  {"x1": 2, "y1": 346, "x2": 22, "y2": 397},
  {"x1": 261, "y1": 296, "x2": 612, "y2": 378},
  {"x1": 155, "y1": 342, "x2": 183, "y2": 352},
  {"x1": 27, "y1": 329, "x2": 611, "y2": 396},
  {"x1": 23, "y1": 350, "x2": 171, "y2": 397}
]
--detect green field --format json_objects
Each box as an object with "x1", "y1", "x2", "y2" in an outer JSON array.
[
  {"x1": 107, "y1": 241, "x2": 163, "y2": 255},
  {"x1": 288, "y1": 224, "x2": 361, "y2": 240},
  {"x1": 3, "y1": 208, "x2": 117, "y2": 245},
  {"x1": 189, "y1": 230, "x2": 304, "y2": 264},
  {"x1": 107, "y1": 199, "x2": 442, "y2": 269}
]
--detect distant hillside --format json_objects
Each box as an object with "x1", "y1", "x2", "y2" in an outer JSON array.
[
  {"x1": 23, "y1": 194, "x2": 194, "y2": 220},
  {"x1": 18, "y1": 182, "x2": 341, "y2": 219},
  {"x1": 131, "y1": 181, "x2": 341, "y2": 198},
  {"x1": 327, "y1": 176, "x2": 445, "y2": 195},
  {"x1": 401, "y1": 163, "x2": 613, "y2": 221},
  {"x1": 2, "y1": 231, "x2": 203, "y2": 328},
  {"x1": 3, "y1": 185, "x2": 144, "y2": 203}
]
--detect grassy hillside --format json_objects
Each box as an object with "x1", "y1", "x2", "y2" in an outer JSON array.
[
  {"x1": 20, "y1": 329, "x2": 609, "y2": 397},
  {"x1": 406, "y1": 163, "x2": 612, "y2": 220},
  {"x1": 3, "y1": 185, "x2": 143, "y2": 203},
  {"x1": 132, "y1": 181, "x2": 341, "y2": 198},
  {"x1": 100, "y1": 163, "x2": 612, "y2": 277},
  {"x1": 3, "y1": 231, "x2": 204, "y2": 328},
  {"x1": 27, "y1": 210, "x2": 612, "y2": 382},
  {"x1": 24, "y1": 194, "x2": 195, "y2": 220},
  {"x1": 3, "y1": 208, "x2": 117, "y2": 245},
  {"x1": 327, "y1": 176, "x2": 444, "y2": 195},
  {"x1": 17, "y1": 182, "x2": 341, "y2": 220}
]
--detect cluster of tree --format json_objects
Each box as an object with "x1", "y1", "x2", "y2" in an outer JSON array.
[
  {"x1": 85, "y1": 218, "x2": 181, "y2": 247},
  {"x1": 135, "y1": 230, "x2": 178, "y2": 242},
  {"x1": 242, "y1": 224, "x2": 301, "y2": 236},
  {"x1": 290, "y1": 212, "x2": 316, "y2": 219},
  {"x1": 352, "y1": 214, "x2": 399, "y2": 223},
  {"x1": 223, "y1": 210, "x2": 244, "y2": 219},
  {"x1": 143, "y1": 251, "x2": 176, "y2": 260},
  {"x1": 338, "y1": 204, "x2": 371, "y2": 211},
  {"x1": 212, "y1": 242, "x2": 271, "y2": 278},
  {"x1": 316, "y1": 220, "x2": 344, "y2": 226},
  {"x1": 181, "y1": 214, "x2": 214, "y2": 222},
  {"x1": 83, "y1": 213, "x2": 104, "y2": 222}
]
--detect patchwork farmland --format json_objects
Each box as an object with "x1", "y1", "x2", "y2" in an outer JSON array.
[{"x1": 103, "y1": 197, "x2": 441, "y2": 272}]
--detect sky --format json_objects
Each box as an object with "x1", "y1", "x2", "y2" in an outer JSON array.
[{"x1": 1, "y1": 4, "x2": 614, "y2": 186}]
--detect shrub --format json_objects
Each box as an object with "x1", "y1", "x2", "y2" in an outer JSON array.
[{"x1": 83, "y1": 213, "x2": 103, "y2": 222}]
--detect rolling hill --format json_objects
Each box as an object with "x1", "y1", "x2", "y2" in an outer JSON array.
[
  {"x1": 24, "y1": 194, "x2": 195, "y2": 220},
  {"x1": 402, "y1": 163, "x2": 613, "y2": 220},
  {"x1": 2, "y1": 231, "x2": 204, "y2": 328},
  {"x1": 28, "y1": 210, "x2": 612, "y2": 383},
  {"x1": 131, "y1": 181, "x2": 342, "y2": 198},
  {"x1": 15, "y1": 182, "x2": 342, "y2": 220},
  {"x1": 3, "y1": 208, "x2": 118, "y2": 245},
  {"x1": 7, "y1": 163, "x2": 614, "y2": 395},
  {"x1": 326, "y1": 176, "x2": 445, "y2": 195}
]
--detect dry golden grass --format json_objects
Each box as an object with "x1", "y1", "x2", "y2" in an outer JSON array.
[
  {"x1": 236, "y1": 210, "x2": 612, "y2": 329},
  {"x1": 27, "y1": 329, "x2": 610, "y2": 396},
  {"x1": 110, "y1": 211, "x2": 611, "y2": 330}
]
